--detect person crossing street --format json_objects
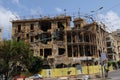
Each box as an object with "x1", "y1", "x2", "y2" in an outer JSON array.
[{"x1": 103, "y1": 60, "x2": 109, "y2": 78}]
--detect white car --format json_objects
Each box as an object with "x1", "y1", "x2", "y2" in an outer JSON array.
[
  {"x1": 59, "y1": 77, "x2": 68, "y2": 80},
  {"x1": 29, "y1": 74, "x2": 43, "y2": 79}
]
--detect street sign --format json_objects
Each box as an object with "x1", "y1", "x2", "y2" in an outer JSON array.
[{"x1": 101, "y1": 52, "x2": 107, "y2": 62}]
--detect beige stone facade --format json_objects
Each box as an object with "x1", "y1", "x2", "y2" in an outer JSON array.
[
  {"x1": 112, "y1": 29, "x2": 120, "y2": 37},
  {"x1": 111, "y1": 29, "x2": 120, "y2": 60},
  {"x1": 12, "y1": 15, "x2": 106, "y2": 68},
  {"x1": 106, "y1": 33, "x2": 120, "y2": 61}
]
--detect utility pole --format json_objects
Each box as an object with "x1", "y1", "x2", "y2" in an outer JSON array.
[
  {"x1": 91, "y1": 7, "x2": 105, "y2": 79},
  {"x1": 78, "y1": 8, "x2": 80, "y2": 18},
  {"x1": 64, "y1": 9, "x2": 66, "y2": 16}
]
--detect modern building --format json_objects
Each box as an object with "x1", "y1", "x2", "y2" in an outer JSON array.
[{"x1": 12, "y1": 15, "x2": 107, "y2": 68}]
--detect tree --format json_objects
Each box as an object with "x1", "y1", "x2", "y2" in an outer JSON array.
[
  {"x1": 27, "y1": 56, "x2": 44, "y2": 74},
  {"x1": 0, "y1": 40, "x2": 33, "y2": 80},
  {"x1": 117, "y1": 60, "x2": 120, "y2": 68}
]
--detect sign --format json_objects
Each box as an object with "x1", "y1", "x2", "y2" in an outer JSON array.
[{"x1": 101, "y1": 52, "x2": 107, "y2": 62}]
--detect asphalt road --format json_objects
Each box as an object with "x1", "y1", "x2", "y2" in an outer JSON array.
[{"x1": 106, "y1": 69, "x2": 120, "y2": 80}]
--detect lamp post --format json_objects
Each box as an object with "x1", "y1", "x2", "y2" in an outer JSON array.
[
  {"x1": 90, "y1": 7, "x2": 103, "y2": 24},
  {"x1": 91, "y1": 7, "x2": 105, "y2": 79}
]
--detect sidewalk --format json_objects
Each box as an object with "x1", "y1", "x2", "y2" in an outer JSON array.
[{"x1": 88, "y1": 69, "x2": 120, "y2": 80}]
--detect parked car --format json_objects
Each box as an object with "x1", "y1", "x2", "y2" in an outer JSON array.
[
  {"x1": 29, "y1": 74, "x2": 43, "y2": 80},
  {"x1": 59, "y1": 77, "x2": 68, "y2": 80}
]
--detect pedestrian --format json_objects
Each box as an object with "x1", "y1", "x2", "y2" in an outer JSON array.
[
  {"x1": 101, "y1": 48, "x2": 109, "y2": 78},
  {"x1": 101, "y1": 48, "x2": 107, "y2": 63},
  {"x1": 103, "y1": 60, "x2": 109, "y2": 78}
]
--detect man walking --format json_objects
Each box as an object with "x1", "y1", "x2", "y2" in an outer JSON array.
[
  {"x1": 103, "y1": 60, "x2": 109, "y2": 78},
  {"x1": 101, "y1": 48, "x2": 108, "y2": 78}
]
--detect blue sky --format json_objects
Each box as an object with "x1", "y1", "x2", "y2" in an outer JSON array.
[{"x1": 0, "y1": 0, "x2": 120, "y2": 39}]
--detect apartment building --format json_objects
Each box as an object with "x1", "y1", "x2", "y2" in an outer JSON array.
[
  {"x1": 110, "y1": 29, "x2": 120, "y2": 60},
  {"x1": 112, "y1": 29, "x2": 120, "y2": 37},
  {"x1": 12, "y1": 15, "x2": 106, "y2": 68},
  {"x1": 106, "y1": 33, "x2": 120, "y2": 61}
]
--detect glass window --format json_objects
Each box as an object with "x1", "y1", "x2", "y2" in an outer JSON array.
[
  {"x1": 117, "y1": 32, "x2": 120, "y2": 35},
  {"x1": 107, "y1": 42, "x2": 111, "y2": 47},
  {"x1": 107, "y1": 48, "x2": 112, "y2": 53}
]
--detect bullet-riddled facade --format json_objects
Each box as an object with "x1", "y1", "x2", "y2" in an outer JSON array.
[{"x1": 12, "y1": 15, "x2": 106, "y2": 68}]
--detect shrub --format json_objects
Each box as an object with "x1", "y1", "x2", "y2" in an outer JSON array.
[
  {"x1": 111, "y1": 61, "x2": 117, "y2": 69},
  {"x1": 117, "y1": 60, "x2": 120, "y2": 68},
  {"x1": 107, "y1": 61, "x2": 112, "y2": 67}
]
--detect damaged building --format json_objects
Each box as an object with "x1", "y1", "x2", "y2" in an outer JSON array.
[{"x1": 12, "y1": 15, "x2": 106, "y2": 68}]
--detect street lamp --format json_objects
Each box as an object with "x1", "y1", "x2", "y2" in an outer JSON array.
[
  {"x1": 91, "y1": 7, "x2": 103, "y2": 22},
  {"x1": 91, "y1": 7, "x2": 103, "y2": 13},
  {"x1": 91, "y1": 7, "x2": 105, "y2": 79},
  {"x1": 64, "y1": 9, "x2": 66, "y2": 16},
  {"x1": 84, "y1": 15, "x2": 94, "y2": 22}
]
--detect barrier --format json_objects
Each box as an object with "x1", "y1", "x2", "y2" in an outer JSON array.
[{"x1": 39, "y1": 65, "x2": 113, "y2": 78}]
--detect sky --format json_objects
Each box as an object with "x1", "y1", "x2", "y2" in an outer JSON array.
[{"x1": 0, "y1": 0, "x2": 120, "y2": 39}]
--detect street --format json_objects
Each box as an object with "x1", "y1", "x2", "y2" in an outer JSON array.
[
  {"x1": 35, "y1": 69, "x2": 120, "y2": 80},
  {"x1": 82, "y1": 69, "x2": 120, "y2": 80},
  {"x1": 94, "y1": 69, "x2": 120, "y2": 80},
  {"x1": 106, "y1": 69, "x2": 120, "y2": 80}
]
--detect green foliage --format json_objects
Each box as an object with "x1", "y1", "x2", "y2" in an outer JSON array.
[
  {"x1": 110, "y1": 61, "x2": 117, "y2": 69},
  {"x1": 117, "y1": 60, "x2": 120, "y2": 67},
  {"x1": 0, "y1": 61, "x2": 7, "y2": 75},
  {"x1": 27, "y1": 56, "x2": 44, "y2": 74},
  {"x1": 107, "y1": 61, "x2": 112, "y2": 67},
  {"x1": 111, "y1": 61, "x2": 116, "y2": 66},
  {"x1": 0, "y1": 40, "x2": 33, "y2": 79}
]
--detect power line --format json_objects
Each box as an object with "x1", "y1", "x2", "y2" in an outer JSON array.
[
  {"x1": 90, "y1": 2, "x2": 120, "y2": 32},
  {"x1": 103, "y1": 2, "x2": 120, "y2": 13}
]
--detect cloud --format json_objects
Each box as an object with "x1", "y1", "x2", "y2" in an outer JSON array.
[
  {"x1": 0, "y1": 6, "x2": 19, "y2": 39},
  {"x1": 98, "y1": 11, "x2": 120, "y2": 32},
  {"x1": 12, "y1": 0, "x2": 19, "y2": 5},
  {"x1": 55, "y1": 7, "x2": 62, "y2": 13}
]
